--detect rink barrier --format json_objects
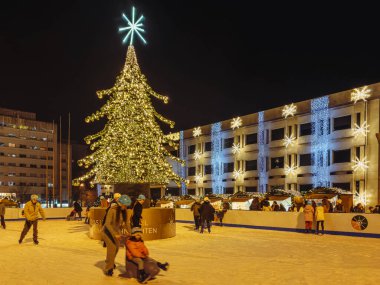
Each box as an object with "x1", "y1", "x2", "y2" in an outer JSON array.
[{"x1": 176, "y1": 220, "x2": 380, "y2": 238}]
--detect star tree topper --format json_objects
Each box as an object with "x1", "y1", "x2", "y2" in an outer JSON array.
[{"x1": 119, "y1": 6, "x2": 147, "y2": 45}]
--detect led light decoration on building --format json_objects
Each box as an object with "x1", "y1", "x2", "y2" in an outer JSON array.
[
  {"x1": 282, "y1": 103, "x2": 297, "y2": 118},
  {"x1": 231, "y1": 117, "x2": 242, "y2": 130},
  {"x1": 232, "y1": 143, "x2": 241, "y2": 155},
  {"x1": 193, "y1": 127, "x2": 202, "y2": 138},
  {"x1": 193, "y1": 150, "x2": 202, "y2": 160},
  {"x1": 351, "y1": 86, "x2": 371, "y2": 104},
  {"x1": 258, "y1": 111, "x2": 267, "y2": 193},
  {"x1": 284, "y1": 164, "x2": 297, "y2": 176},
  {"x1": 352, "y1": 121, "x2": 370, "y2": 138},
  {"x1": 119, "y1": 6, "x2": 147, "y2": 45},
  {"x1": 180, "y1": 131, "x2": 186, "y2": 195},
  {"x1": 233, "y1": 169, "x2": 243, "y2": 180},
  {"x1": 352, "y1": 157, "x2": 370, "y2": 172},
  {"x1": 311, "y1": 96, "x2": 330, "y2": 188},
  {"x1": 283, "y1": 134, "x2": 296, "y2": 148},
  {"x1": 211, "y1": 122, "x2": 223, "y2": 194},
  {"x1": 195, "y1": 173, "x2": 203, "y2": 184}
]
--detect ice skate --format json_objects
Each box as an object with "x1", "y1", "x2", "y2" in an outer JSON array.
[
  {"x1": 157, "y1": 262, "x2": 169, "y2": 271},
  {"x1": 33, "y1": 240, "x2": 39, "y2": 245},
  {"x1": 104, "y1": 269, "x2": 113, "y2": 276},
  {"x1": 138, "y1": 269, "x2": 151, "y2": 284}
]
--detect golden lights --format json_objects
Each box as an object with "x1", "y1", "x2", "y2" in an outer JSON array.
[
  {"x1": 282, "y1": 103, "x2": 297, "y2": 118},
  {"x1": 193, "y1": 127, "x2": 202, "y2": 137},
  {"x1": 351, "y1": 86, "x2": 371, "y2": 104},
  {"x1": 231, "y1": 117, "x2": 242, "y2": 130}
]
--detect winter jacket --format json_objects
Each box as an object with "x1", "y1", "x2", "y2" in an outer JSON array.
[
  {"x1": 191, "y1": 202, "x2": 201, "y2": 217},
  {"x1": 199, "y1": 201, "x2": 215, "y2": 221},
  {"x1": 315, "y1": 206, "x2": 325, "y2": 221},
  {"x1": 335, "y1": 204, "x2": 345, "y2": 213},
  {"x1": 0, "y1": 203, "x2": 5, "y2": 216},
  {"x1": 262, "y1": 205, "x2": 272, "y2": 211},
  {"x1": 126, "y1": 237, "x2": 149, "y2": 260},
  {"x1": 102, "y1": 204, "x2": 123, "y2": 238},
  {"x1": 303, "y1": 205, "x2": 314, "y2": 222},
  {"x1": 74, "y1": 202, "x2": 82, "y2": 212},
  {"x1": 132, "y1": 202, "x2": 143, "y2": 219},
  {"x1": 24, "y1": 201, "x2": 45, "y2": 221}
]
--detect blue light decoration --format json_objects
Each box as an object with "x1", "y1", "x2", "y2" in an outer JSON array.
[
  {"x1": 119, "y1": 6, "x2": 147, "y2": 45},
  {"x1": 311, "y1": 96, "x2": 330, "y2": 188},
  {"x1": 179, "y1": 131, "x2": 187, "y2": 195},
  {"x1": 258, "y1": 111, "x2": 268, "y2": 193},
  {"x1": 211, "y1": 122, "x2": 223, "y2": 194}
]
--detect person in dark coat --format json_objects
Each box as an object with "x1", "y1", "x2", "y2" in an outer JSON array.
[
  {"x1": 73, "y1": 200, "x2": 83, "y2": 221},
  {"x1": 216, "y1": 201, "x2": 229, "y2": 226},
  {"x1": 0, "y1": 200, "x2": 6, "y2": 229},
  {"x1": 199, "y1": 197, "x2": 215, "y2": 234},
  {"x1": 190, "y1": 199, "x2": 201, "y2": 230},
  {"x1": 132, "y1": 194, "x2": 145, "y2": 228},
  {"x1": 249, "y1": 197, "x2": 261, "y2": 211}
]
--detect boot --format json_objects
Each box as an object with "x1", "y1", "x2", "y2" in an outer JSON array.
[
  {"x1": 138, "y1": 269, "x2": 151, "y2": 284},
  {"x1": 33, "y1": 239, "x2": 39, "y2": 245},
  {"x1": 104, "y1": 269, "x2": 113, "y2": 276},
  {"x1": 157, "y1": 262, "x2": 169, "y2": 271}
]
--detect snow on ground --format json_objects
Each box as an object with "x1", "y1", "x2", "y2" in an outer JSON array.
[{"x1": 0, "y1": 220, "x2": 379, "y2": 285}]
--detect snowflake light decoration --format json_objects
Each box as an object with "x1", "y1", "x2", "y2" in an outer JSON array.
[
  {"x1": 231, "y1": 117, "x2": 242, "y2": 130},
  {"x1": 282, "y1": 103, "x2": 297, "y2": 118},
  {"x1": 284, "y1": 164, "x2": 297, "y2": 176},
  {"x1": 352, "y1": 157, "x2": 370, "y2": 172},
  {"x1": 193, "y1": 127, "x2": 202, "y2": 137},
  {"x1": 283, "y1": 134, "x2": 296, "y2": 148},
  {"x1": 351, "y1": 86, "x2": 371, "y2": 104},
  {"x1": 232, "y1": 143, "x2": 241, "y2": 155},
  {"x1": 193, "y1": 150, "x2": 202, "y2": 160},
  {"x1": 352, "y1": 121, "x2": 370, "y2": 138},
  {"x1": 232, "y1": 169, "x2": 243, "y2": 179},
  {"x1": 119, "y1": 6, "x2": 147, "y2": 45},
  {"x1": 195, "y1": 173, "x2": 202, "y2": 184}
]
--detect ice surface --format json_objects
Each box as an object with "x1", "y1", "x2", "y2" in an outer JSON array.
[{"x1": 0, "y1": 220, "x2": 379, "y2": 285}]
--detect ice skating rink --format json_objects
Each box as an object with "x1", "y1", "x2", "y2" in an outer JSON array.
[{"x1": 1, "y1": 220, "x2": 379, "y2": 285}]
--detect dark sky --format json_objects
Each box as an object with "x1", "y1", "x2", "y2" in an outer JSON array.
[{"x1": 1, "y1": 1, "x2": 380, "y2": 142}]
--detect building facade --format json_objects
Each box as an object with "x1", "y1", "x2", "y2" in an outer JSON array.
[
  {"x1": 0, "y1": 108, "x2": 71, "y2": 205},
  {"x1": 172, "y1": 83, "x2": 380, "y2": 206}
]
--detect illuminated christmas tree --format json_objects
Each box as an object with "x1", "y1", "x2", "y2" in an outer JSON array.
[{"x1": 76, "y1": 7, "x2": 185, "y2": 186}]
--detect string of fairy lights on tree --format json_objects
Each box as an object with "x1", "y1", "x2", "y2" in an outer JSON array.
[{"x1": 74, "y1": 7, "x2": 185, "y2": 186}]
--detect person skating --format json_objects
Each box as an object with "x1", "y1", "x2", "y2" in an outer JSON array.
[
  {"x1": 190, "y1": 199, "x2": 201, "y2": 230},
  {"x1": 303, "y1": 201, "x2": 314, "y2": 233},
  {"x1": 73, "y1": 200, "x2": 83, "y2": 221},
  {"x1": 199, "y1": 197, "x2": 215, "y2": 233},
  {"x1": 126, "y1": 227, "x2": 169, "y2": 283},
  {"x1": 315, "y1": 202, "x2": 325, "y2": 235},
  {"x1": 102, "y1": 194, "x2": 132, "y2": 276},
  {"x1": 216, "y1": 201, "x2": 229, "y2": 226},
  {"x1": 0, "y1": 199, "x2": 6, "y2": 229},
  {"x1": 19, "y1": 194, "x2": 46, "y2": 244},
  {"x1": 131, "y1": 195, "x2": 145, "y2": 228}
]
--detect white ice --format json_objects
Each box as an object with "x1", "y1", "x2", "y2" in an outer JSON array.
[{"x1": 0, "y1": 220, "x2": 379, "y2": 285}]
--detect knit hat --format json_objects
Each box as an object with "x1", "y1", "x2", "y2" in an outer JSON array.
[
  {"x1": 31, "y1": 194, "x2": 38, "y2": 200},
  {"x1": 137, "y1": 194, "x2": 146, "y2": 200},
  {"x1": 131, "y1": 227, "x2": 143, "y2": 235},
  {"x1": 204, "y1": 197, "x2": 210, "y2": 202},
  {"x1": 118, "y1": 195, "x2": 132, "y2": 206},
  {"x1": 113, "y1": 193, "x2": 121, "y2": 199}
]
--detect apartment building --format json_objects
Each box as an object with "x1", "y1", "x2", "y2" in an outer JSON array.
[
  {"x1": 170, "y1": 83, "x2": 380, "y2": 206},
  {"x1": 0, "y1": 108, "x2": 71, "y2": 205}
]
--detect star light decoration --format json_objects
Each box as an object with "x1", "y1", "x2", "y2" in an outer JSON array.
[
  {"x1": 284, "y1": 164, "x2": 297, "y2": 176},
  {"x1": 195, "y1": 173, "x2": 203, "y2": 184},
  {"x1": 283, "y1": 134, "x2": 296, "y2": 148},
  {"x1": 119, "y1": 7, "x2": 147, "y2": 45},
  {"x1": 193, "y1": 150, "x2": 202, "y2": 160},
  {"x1": 232, "y1": 143, "x2": 241, "y2": 155},
  {"x1": 351, "y1": 86, "x2": 371, "y2": 104},
  {"x1": 282, "y1": 103, "x2": 297, "y2": 118},
  {"x1": 352, "y1": 157, "x2": 370, "y2": 172},
  {"x1": 233, "y1": 169, "x2": 243, "y2": 179},
  {"x1": 352, "y1": 121, "x2": 370, "y2": 138},
  {"x1": 231, "y1": 117, "x2": 242, "y2": 130},
  {"x1": 193, "y1": 127, "x2": 202, "y2": 138}
]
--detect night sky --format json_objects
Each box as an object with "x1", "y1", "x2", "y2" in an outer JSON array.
[{"x1": 1, "y1": 1, "x2": 380, "y2": 143}]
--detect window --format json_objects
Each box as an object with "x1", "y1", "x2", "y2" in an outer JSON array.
[
  {"x1": 271, "y1": 157, "x2": 284, "y2": 169},
  {"x1": 188, "y1": 145, "x2": 195, "y2": 155},
  {"x1": 188, "y1": 167, "x2": 196, "y2": 176},
  {"x1": 19, "y1": 154, "x2": 26, "y2": 158},
  {"x1": 187, "y1": 189, "x2": 195, "y2": 195},
  {"x1": 205, "y1": 188, "x2": 212, "y2": 195},
  {"x1": 334, "y1": 115, "x2": 351, "y2": 131},
  {"x1": 20, "y1": 163, "x2": 26, "y2": 167},
  {"x1": 224, "y1": 187, "x2": 234, "y2": 194},
  {"x1": 271, "y1": 128, "x2": 285, "y2": 141},
  {"x1": 41, "y1": 165, "x2": 46, "y2": 169},
  {"x1": 245, "y1": 160, "x2": 257, "y2": 171},
  {"x1": 299, "y1": 154, "x2": 312, "y2": 166},
  {"x1": 19, "y1": 173, "x2": 26, "y2": 177},
  {"x1": 8, "y1": 181, "x2": 15, "y2": 186},
  {"x1": 48, "y1": 166, "x2": 53, "y2": 169},
  {"x1": 299, "y1": 184, "x2": 313, "y2": 193},
  {"x1": 19, "y1": 182, "x2": 27, "y2": 186},
  {"x1": 204, "y1": 165, "x2": 212, "y2": 175},
  {"x1": 48, "y1": 147, "x2": 53, "y2": 151},
  {"x1": 8, "y1": 163, "x2": 16, "y2": 166},
  {"x1": 245, "y1": 186, "x2": 257, "y2": 192},
  {"x1": 20, "y1": 144, "x2": 27, "y2": 149},
  {"x1": 223, "y1": 162, "x2": 234, "y2": 173},
  {"x1": 30, "y1": 164, "x2": 37, "y2": 168},
  {"x1": 8, "y1": 143, "x2": 15, "y2": 147},
  {"x1": 332, "y1": 182, "x2": 350, "y2": 191},
  {"x1": 223, "y1": 138, "x2": 234, "y2": 149},
  {"x1": 300, "y1": 123, "x2": 312, "y2": 136},
  {"x1": 333, "y1": 149, "x2": 351, "y2": 163},
  {"x1": 246, "y1": 133, "x2": 257, "y2": 145},
  {"x1": 205, "y1": 142, "x2": 211, "y2": 152}
]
